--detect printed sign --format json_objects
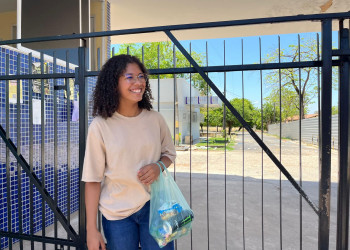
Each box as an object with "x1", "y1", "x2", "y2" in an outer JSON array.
[
  {"x1": 32, "y1": 62, "x2": 50, "y2": 95},
  {"x1": 9, "y1": 80, "x2": 23, "y2": 104}
]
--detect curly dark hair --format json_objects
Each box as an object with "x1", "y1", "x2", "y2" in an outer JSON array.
[{"x1": 92, "y1": 54, "x2": 153, "y2": 118}]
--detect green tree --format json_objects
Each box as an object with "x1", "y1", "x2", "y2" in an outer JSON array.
[
  {"x1": 214, "y1": 98, "x2": 258, "y2": 135},
  {"x1": 202, "y1": 107, "x2": 222, "y2": 131},
  {"x1": 116, "y1": 42, "x2": 209, "y2": 95},
  {"x1": 264, "y1": 87, "x2": 309, "y2": 122},
  {"x1": 254, "y1": 102, "x2": 279, "y2": 131},
  {"x1": 263, "y1": 37, "x2": 337, "y2": 119},
  {"x1": 332, "y1": 106, "x2": 338, "y2": 115},
  {"x1": 202, "y1": 98, "x2": 259, "y2": 134}
]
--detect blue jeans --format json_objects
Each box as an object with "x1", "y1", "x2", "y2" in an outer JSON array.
[{"x1": 102, "y1": 201, "x2": 174, "y2": 250}]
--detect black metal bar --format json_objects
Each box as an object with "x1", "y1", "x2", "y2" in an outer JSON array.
[
  {"x1": 40, "y1": 52, "x2": 46, "y2": 250},
  {"x1": 189, "y1": 42, "x2": 193, "y2": 250},
  {"x1": 157, "y1": 44, "x2": 160, "y2": 112},
  {"x1": 278, "y1": 35, "x2": 282, "y2": 250},
  {"x1": 206, "y1": 41, "x2": 210, "y2": 250},
  {"x1": 298, "y1": 34, "x2": 303, "y2": 250},
  {"x1": 1, "y1": 12, "x2": 350, "y2": 46},
  {"x1": 78, "y1": 45, "x2": 88, "y2": 249},
  {"x1": 318, "y1": 19, "x2": 333, "y2": 250},
  {"x1": 78, "y1": 60, "x2": 338, "y2": 78},
  {"x1": 172, "y1": 44, "x2": 178, "y2": 250},
  {"x1": 0, "y1": 126, "x2": 79, "y2": 241},
  {"x1": 333, "y1": 48, "x2": 350, "y2": 56},
  {"x1": 5, "y1": 54, "x2": 12, "y2": 250},
  {"x1": 259, "y1": 36, "x2": 265, "y2": 250},
  {"x1": 223, "y1": 40, "x2": 228, "y2": 250},
  {"x1": 28, "y1": 52, "x2": 34, "y2": 250},
  {"x1": 0, "y1": 231, "x2": 77, "y2": 247},
  {"x1": 16, "y1": 52, "x2": 24, "y2": 250},
  {"x1": 165, "y1": 30, "x2": 320, "y2": 213},
  {"x1": 0, "y1": 73, "x2": 75, "y2": 81},
  {"x1": 97, "y1": 48, "x2": 101, "y2": 70},
  {"x1": 241, "y1": 38, "x2": 246, "y2": 250},
  {"x1": 66, "y1": 51, "x2": 72, "y2": 249},
  {"x1": 336, "y1": 24, "x2": 350, "y2": 250},
  {"x1": 317, "y1": 32, "x2": 321, "y2": 169},
  {"x1": 53, "y1": 53, "x2": 58, "y2": 250}
]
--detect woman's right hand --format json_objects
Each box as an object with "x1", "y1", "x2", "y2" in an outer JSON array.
[{"x1": 87, "y1": 229, "x2": 106, "y2": 250}]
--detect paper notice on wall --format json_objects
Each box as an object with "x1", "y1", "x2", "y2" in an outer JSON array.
[
  {"x1": 72, "y1": 100, "x2": 79, "y2": 122},
  {"x1": 33, "y1": 99, "x2": 45, "y2": 125},
  {"x1": 9, "y1": 80, "x2": 23, "y2": 104}
]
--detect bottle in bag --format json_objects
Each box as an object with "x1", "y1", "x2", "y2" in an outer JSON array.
[{"x1": 158, "y1": 209, "x2": 194, "y2": 237}]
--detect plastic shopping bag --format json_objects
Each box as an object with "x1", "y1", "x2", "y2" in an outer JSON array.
[{"x1": 149, "y1": 163, "x2": 194, "y2": 248}]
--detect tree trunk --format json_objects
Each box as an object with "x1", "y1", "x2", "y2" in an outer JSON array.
[{"x1": 300, "y1": 94, "x2": 305, "y2": 119}]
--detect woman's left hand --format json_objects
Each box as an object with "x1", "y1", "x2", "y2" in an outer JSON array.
[{"x1": 137, "y1": 163, "x2": 160, "y2": 185}]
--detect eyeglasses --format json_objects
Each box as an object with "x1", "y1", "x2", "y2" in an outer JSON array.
[{"x1": 124, "y1": 73, "x2": 148, "y2": 83}]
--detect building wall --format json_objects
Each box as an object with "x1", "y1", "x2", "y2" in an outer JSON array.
[
  {"x1": 0, "y1": 11, "x2": 16, "y2": 41},
  {"x1": 150, "y1": 78, "x2": 201, "y2": 144},
  {"x1": 267, "y1": 115, "x2": 339, "y2": 149},
  {"x1": 90, "y1": 0, "x2": 111, "y2": 70},
  {"x1": 22, "y1": 0, "x2": 81, "y2": 49},
  {"x1": 0, "y1": 45, "x2": 96, "y2": 249}
]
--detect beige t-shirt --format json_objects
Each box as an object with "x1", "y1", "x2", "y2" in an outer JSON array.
[{"x1": 82, "y1": 109, "x2": 176, "y2": 220}]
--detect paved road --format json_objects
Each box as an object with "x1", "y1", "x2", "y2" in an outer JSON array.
[{"x1": 173, "y1": 131, "x2": 340, "y2": 250}]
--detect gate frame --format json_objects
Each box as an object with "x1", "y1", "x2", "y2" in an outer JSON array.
[{"x1": 0, "y1": 12, "x2": 349, "y2": 250}]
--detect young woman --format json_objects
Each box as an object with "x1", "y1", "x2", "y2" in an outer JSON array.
[{"x1": 82, "y1": 54, "x2": 176, "y2": 250}]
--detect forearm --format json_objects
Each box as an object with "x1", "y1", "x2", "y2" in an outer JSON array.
[
  {"x1": 159, "y1": 156, "x2": 172, "y2": 168},
  {"x1": 85, "y1": 182, "x2": 101, "y2": 231}
]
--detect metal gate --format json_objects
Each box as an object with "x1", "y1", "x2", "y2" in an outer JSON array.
[{"x1": 0, "y1": 11, "x2": 350, "y2": 250}]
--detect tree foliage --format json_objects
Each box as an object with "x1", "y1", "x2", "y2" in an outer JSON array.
[
  {"x1": 202, "y1": 98, "x2": 259, "y2": 134},
  {"x1": 224, "y1": 98, "x2": 259, "y2": 134},
  {"x1": 116, "y1": 42, "x2": 209, "y2": 95},
  {"x1": 332, "y1": 106, "x2": 338, "y2": 115},
  {"x1": 263, "y1": 37, "x2": 337, "y2": 120}
]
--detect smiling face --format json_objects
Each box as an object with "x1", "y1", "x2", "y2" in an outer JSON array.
[{"x1": 117, "y1": 63, "x2": 146, "y2": 108}]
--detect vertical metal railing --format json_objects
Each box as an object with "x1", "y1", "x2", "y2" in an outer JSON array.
[
  {"x1": 40, "y1": 52, "x2": 46, "y2": 250},
  {"x1": 0, "y1": 12, "x2": 350, "y2": 250},
  {"x1": 241, "y1": 38, "x2": 246, "y2": 250},
  {"x1": 28, "y1": 52, "x2": 34, "y2": 250},
  {"x1": 5, "y1": 54, "x2": 12, "y2": 250},
  {"x1": 278, "y1": 36, "x2": 283, "y2": 250},
  {"x1": 66, "y1": 51, "x2": 72, "y2": 250},
  {"x1": 336, "y1": 20, "x2": 350, "y2": 250},
  {"x1": 318, "y1": 19, "x2": 332, "y2": 250},
  {"x1": 78, "y1": 44, "x2": 88, "y2": 248},
  {"x1": 298, "y1": 34, "x2": 303, "y2": 250},
  {"x1": 259, "y1": 37, "x2": 265, "y2": 250}
]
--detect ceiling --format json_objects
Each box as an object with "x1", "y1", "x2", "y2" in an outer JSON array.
[
  {"x1": 109, "y1": 0, "x2": 350, "y2": 44},
  {"x1": 0, "y1": 0, "x2": 349, "y2": 44},
  {"x1": 0, "y1": 0, "x2": 16, "y2": 12}
]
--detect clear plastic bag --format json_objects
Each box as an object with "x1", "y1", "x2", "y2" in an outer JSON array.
[{"x1": 149, "y1": 163, "x2": 194, "y2": 248}]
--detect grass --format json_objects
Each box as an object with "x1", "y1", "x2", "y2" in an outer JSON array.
[{"x1": 195, "y1": 136, "x2": 236, "y2": 151}]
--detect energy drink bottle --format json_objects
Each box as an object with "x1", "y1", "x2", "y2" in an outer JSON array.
[{"x1": 159, "y1": 209, "x2": 194, "y2": 237}]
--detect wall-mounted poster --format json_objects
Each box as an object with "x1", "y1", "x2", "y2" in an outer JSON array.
[
  {"x1": 9, "y1": 79, "x2": 23, "y2": 104},
  {"x1": 64, "y1": 78, "x2": 75, "y2": 100},
  {"x1": 33, "y1": 99, "x2": 45, "y2": 125},
  {"x1": 32, "y1": 62, "x2": 50, "y2": 95}
]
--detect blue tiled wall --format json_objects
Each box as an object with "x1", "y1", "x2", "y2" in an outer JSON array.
[{"x1": 0, "y1": 46, "x2": 95, "y2": 249}]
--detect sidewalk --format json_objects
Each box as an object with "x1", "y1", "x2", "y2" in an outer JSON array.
[{"x1": 6, "y1": 132, "x2": 340, "y2": 249}]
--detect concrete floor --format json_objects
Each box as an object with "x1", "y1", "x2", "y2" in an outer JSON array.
[
  {"x1": 5, "y1": 174, "x2": 339, "y2": 249},
  {"x1": 5, "y1": 133, "x2": 342, "y2": 249}
]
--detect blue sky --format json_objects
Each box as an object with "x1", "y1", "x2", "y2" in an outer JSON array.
[{"x1": 112, "y1": 31, "x2": 339, "y2": 114}]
